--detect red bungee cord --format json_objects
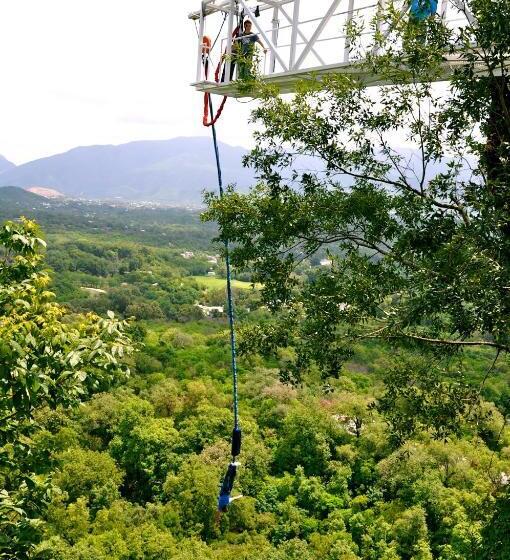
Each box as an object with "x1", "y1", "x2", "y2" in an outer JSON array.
[{"x1": 202, "y1": 26, "x2": 239, "y2": 127}]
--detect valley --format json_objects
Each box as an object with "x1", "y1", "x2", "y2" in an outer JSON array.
[{"x1": 1, "y1": 189, "x2": 508, "y2": 559}]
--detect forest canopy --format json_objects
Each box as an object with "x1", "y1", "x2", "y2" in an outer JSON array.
[
  {"x1": 1, "y1": 0, "x2": 510, "y2": 558},
  {"x1": 204, "y1": 0, "x2": 510, "y2": 433}
]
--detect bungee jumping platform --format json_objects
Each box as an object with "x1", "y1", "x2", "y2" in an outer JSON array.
[{"x1": 189, "y1": 0, "x2": 506, "y2": 97}]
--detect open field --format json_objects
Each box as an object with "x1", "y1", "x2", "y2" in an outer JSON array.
[{"x1": 189, "y1": 275, "x2": 260, "y2": 290}]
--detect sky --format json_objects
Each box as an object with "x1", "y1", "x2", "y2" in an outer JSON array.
[
  {"x1": 0, "y1": 1, "x2": 456, "y2": 166},
  {"x1": 0, "y1": 1, "x2": 254, "y2": 164}
]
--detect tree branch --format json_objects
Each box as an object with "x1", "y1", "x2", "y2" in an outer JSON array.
[{"x1": 363, "y1": 330, "x2": 509, "y2": 352}]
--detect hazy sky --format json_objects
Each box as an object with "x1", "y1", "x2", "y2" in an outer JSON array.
[
  {"x1": 0, "y1": 1, "x2": 254, "y2": 164},
  {"x1": 0, "y1": 1, "x2": 456, "y2": 166}
]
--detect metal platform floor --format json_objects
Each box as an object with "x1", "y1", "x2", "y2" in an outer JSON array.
[{"x1": 192, "y1": 53, "x2": 507, "y2": 97}]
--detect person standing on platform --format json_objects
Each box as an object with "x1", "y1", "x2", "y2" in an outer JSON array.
[{"x1": 235, "y1": 19, "x2": 267, "y2": 80}]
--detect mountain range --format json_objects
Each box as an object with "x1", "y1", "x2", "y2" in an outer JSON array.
[
  {"x1": 0, "y1": 155, "x2": 15, "y2": 174},
  {"x1": 0, "y1": 138, "x2": 254, "y2": 206},
  {"x1": 0, "y1": 138, "x2": 464, "y2": 207}
]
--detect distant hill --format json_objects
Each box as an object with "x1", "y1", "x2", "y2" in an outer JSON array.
[
  {"x1": 0, "y1": 155, "x2": 15, "y2": 174},
  {"x1": 0, "y1": 186, "x2": 50, "y2": 208},
  {"x1": 0, "y1": 140, "x2": 457, "y2": 207},
  {"x1": 0, "y1": 138, "x2": 254, "y2": 206}
]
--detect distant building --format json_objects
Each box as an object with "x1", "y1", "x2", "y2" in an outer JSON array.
[
  {"x1": 180, "y1": 251, "x2": 195, "y2": 259},
  {"x1": 207, "y1": 271, "x2": 216, "y2": 276},
  {"x1": 332, "y1": 414, "x2": 361, "y2": 436},
  {"x1": 206, "y1": 255, "x2": 218, "y2": 265},
  {"x1": 320, "y1": 259, "x2": 332, "y2": 266},
  {"x1": 81, "y1": 287, "x2": 107, "y2": 296},
  {"x1": 195, "y1": 304, "x2": 224, "y2": 317}
]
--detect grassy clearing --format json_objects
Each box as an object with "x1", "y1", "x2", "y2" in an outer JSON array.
[{"x1": 189, "y1": 275, "x2": 259, "y2": 290}]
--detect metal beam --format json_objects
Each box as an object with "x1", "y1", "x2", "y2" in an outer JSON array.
[
  {"x1": 264, "y1": 0, "x2": 326, "y2": 67},
  {"x1": 270, "y1": 6, "x2": 279, "y2": 73},
  {"x1": 289, "y1": 0, "x2": 300, "y2": 69},
  {"x1": 192, "y1": 50, "x2": 510, "y2": 97},
  {"x1": 343, "y1": 0, "x2": 355, "y2": 62},
  {"x1": 378, "y1": 0, "x2": 411, "y2": 45},
  {"x1": 294, "y1": 0, "x2": 342, "y2": 70},
  {"x1": 255, "y1": 0, "x2": 294, "y2": 8},
  {"x1": 371, "y1": 0, "x2": 386, "y2": 56},
  {"x1": 189, "y1": 1, "x2": 236, "y2": 21},
  {"x1": 224, "y1": 0, "x2": 236, "y2": 83},
  {"x1": 189, "y1": 0, "x2": 294, "y2": 21},
  {"x1": 450, "y1": 0, "x2": 476, "y2": 25},
  {"x1": 238, "y1": 0, "x2": 289, "y2": 71},
  {"x1": 196, "y1": 2, "x2": 206, "y2": 82}
]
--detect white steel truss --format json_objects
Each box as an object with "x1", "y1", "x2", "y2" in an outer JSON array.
[{"x1": 190, "y1": 0, "x2": 501, "y2": 98}]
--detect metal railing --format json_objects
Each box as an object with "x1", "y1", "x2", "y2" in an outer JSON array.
[{"x1": 193, "y1": 0, "x2": 474, "y2": 85}]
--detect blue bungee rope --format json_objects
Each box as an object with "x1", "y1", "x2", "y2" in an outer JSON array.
[{"x1": 208, "y1": 94, "x2": 242, "y2": 512}]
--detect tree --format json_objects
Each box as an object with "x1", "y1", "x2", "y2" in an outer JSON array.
[
  {"x1": 163, "y1": 456, "x2": 221, "y2": 540},
  {"x1": 273, "y1": 407, "x2": 345, "y2": 476},
  {"x1": 109, "y1": 415, "x2": 179, "y2": 502},
  {"x1": 51, "y1": 448, "x2": 123, "y2": 510},
  {"x1": 0, "y1": 218, "x2": 133, "y2": 558},
  {"x1": 479, "y1": 492, "x2": 510, "y2": 559},
  {"x1": 204, "y1": 0, "x2": 510, "y2": 432},
  {"x1": 374, "y1": 353, "x2": 478, "y2": 445}
]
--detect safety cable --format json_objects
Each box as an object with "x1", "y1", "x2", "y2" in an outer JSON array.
[
  {"x1": 211, "y1": 12, "x2": 228, "y2": 51},
  {"x1": 206, "y1": 94, "x2": 242, "y2": 512},
  {"x1": 207, "y1": 95, "x2": 240, "y2": 432}
]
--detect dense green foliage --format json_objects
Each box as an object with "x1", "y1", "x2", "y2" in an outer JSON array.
[
  {"x1": 0, "y1": 203, "x2": 507, "y2": 559},
  {"x1": 24, "y1": 326, "x2": 510, "y2": 560},
  {"x1": 0, "y1": 218, "x2": 133, "y2": 558},
  {"x1": 2, "y1": 1, "x2": 510, "y2": 557},
  {"x1": 204, "y1": 0, "x2": 510, "y2": 435}
]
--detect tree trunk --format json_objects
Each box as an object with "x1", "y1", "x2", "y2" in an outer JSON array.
[{"x1": 484, "y1": 75, "x2": 510, "y2": 258}]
